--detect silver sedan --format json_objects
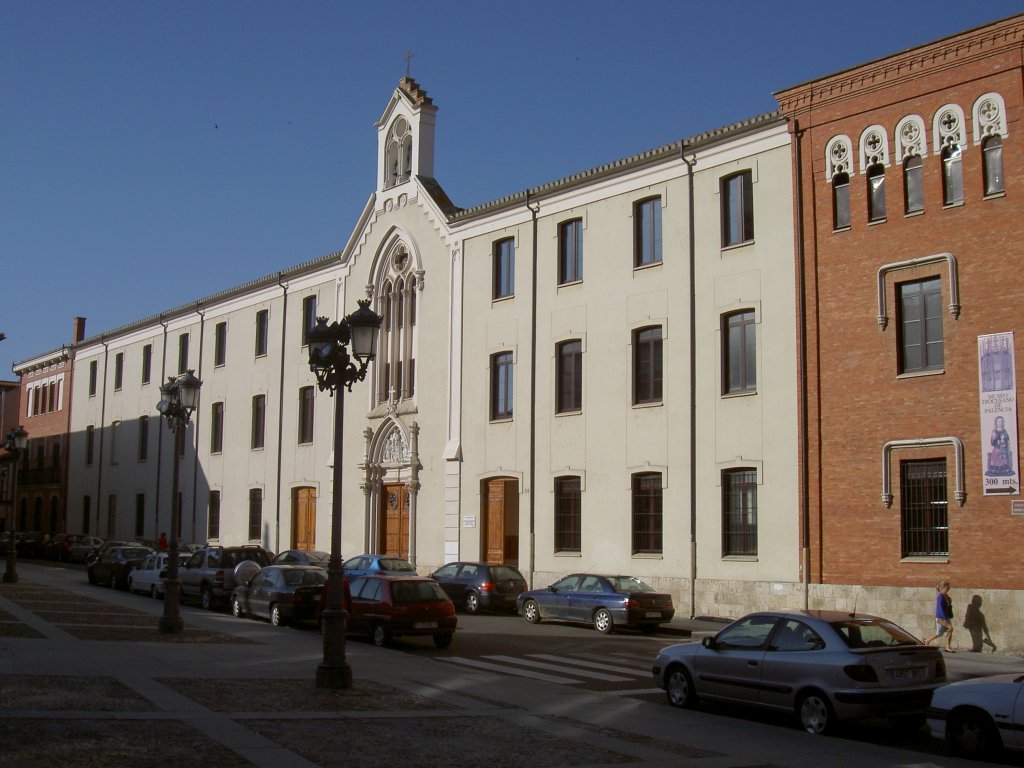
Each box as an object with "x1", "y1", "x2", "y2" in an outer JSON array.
[{"x1": 652, "y1": 610, "x2": 946, "y2": 734}]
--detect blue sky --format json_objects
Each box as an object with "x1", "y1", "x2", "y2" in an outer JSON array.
[{"x1": 2, "y1": 1, "x2": 1021, "y2": 376}]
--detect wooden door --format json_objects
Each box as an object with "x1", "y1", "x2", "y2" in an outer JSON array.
[
  {"x1": 291, "y1": 487, "x2": 317, "y2": 550},
  {"x1": 379, "y1": 484, "x2": 409, "y2": 558},
  {"x1": 485, "y1": 478, "x2": 518, "y2": 565}
]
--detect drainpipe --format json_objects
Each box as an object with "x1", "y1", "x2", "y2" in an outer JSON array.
[
  {"x1": 155, "y1": 315, "x2": 169, "y2": 540},
  {"x1": 96, "y1": 336, "x2": 109, "y2": 535},
  {"x1": 275, "y1": 273, "x2": 289, "y2": 552},
  {"x1": 789, "y1": 118, "x2": 811, "y2": 609},
  {"x1": 191, "y1": 303, "x2": 206, "y2": 544},
  {"x1": 682, "y1": 147, "x2": 698, "y2": 619},
  {"x1": 526, "y1": 192, "x2": 540, "y2": 588}
]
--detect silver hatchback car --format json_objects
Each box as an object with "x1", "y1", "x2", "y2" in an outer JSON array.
[{"x1": 652, "y1": 610, "x2": 946, "y2": 734}]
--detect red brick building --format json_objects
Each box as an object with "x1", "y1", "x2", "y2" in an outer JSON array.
[{"x1": 776, "y1": 14, "x2": 1023, "y2": 617}]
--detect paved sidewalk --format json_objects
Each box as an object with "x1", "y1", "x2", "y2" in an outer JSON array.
[{"x1": 1, "y1": 563, "x2": 1018, "y2": 767}]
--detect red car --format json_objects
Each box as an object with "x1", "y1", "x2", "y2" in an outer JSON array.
[{"x1": 343, "y1": 575, "x2": 457, "y2": 648}]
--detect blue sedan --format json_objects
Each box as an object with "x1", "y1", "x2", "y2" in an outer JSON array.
[
  {"x1": 517, "y1": 573, "x2": 674, "y2": 634},
  {"x1": 342, "y1": 554, "x2": 417, "y2": 578}
]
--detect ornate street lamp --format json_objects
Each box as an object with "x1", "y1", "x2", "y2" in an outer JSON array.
[
  {"x1": 308, "y1": 299, "x2": 382, "y2": 689},
  {"x1": 3, "y1": 425, "x2": 28, "y2": 584},
  {"x1": 155, "y1": 369, "x2": 202, "y2": 633}
]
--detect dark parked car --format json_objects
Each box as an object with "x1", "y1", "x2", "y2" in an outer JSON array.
[
  {"x1": 16, "y1": 532, "x2": 49, "y2": 559},
  {"x1": 344, "y1": 575, "x2": 456, "y2": 648},
  {"x1": 87, "y1": 545, "x2": 154, "y2": 589},
  {"x1": 180, "y1": 544, "x2": 275, "y2": 609},
  {"x1": 85, "y1": 539, "x2": 141, "y2": 567},
  {"x1": 653, "y1": 610, "x2": 946, "y2": 735},
  {"x1": 272, "y1": 549, "x2": 330, "y2": 567},
  {"x1": 342, "y1": 554, "x2": 417, "y2": 578},
  {"x1": 231, "y1": 564, "x2": 327, "y2": 626},
  {"x1": 430, "y1": 561, "x2": 527, "y2": 613},
  {"x1": 67, "y1": 536, "x2": 105, "y2": 564},
  {"x1": 517, "y1": 573, "x2": 674, "y2": 633}
]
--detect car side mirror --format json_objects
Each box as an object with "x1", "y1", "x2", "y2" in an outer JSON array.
[
  {"x1": 702, "y1": 636, "x2": 717, "y2": 649},
  {"x1": 547, "y1": 585, "x2": 557, "y2": 593}
]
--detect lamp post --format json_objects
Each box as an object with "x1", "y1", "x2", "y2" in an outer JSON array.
[
  {"x1": 307, "y1": 299, "x2": 382, "y2": 689},
  {"x1": 155, "y1": 369, "x2": 202, "y2": 633},
  {"x1": 3, "y1": 425, "x2": 28, "y2": 584}
]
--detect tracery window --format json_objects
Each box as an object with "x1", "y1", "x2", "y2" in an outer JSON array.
[
  {"x1": 376, "y1": 244, "x2": 419, "y2": 404},
  {"x1": 384, "y1": 116, "x2": 414, "y2": 189}
]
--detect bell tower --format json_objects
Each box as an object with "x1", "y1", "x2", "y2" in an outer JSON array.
[{"x1": 376, "y1": 77, "x2": 437, "y2": 195}]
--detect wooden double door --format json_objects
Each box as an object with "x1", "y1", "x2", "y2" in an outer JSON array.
[
  {"x1": 485, "y1": 478, "x2": 519, "y2": 566},
  {"x1": 291, "y1": 487, "x2": 317, "y2": 550},
  {"x1": 379, "y1": 483, "x2": 410, "y2": 558}
]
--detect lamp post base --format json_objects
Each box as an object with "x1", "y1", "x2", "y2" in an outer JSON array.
[
  {"x1": 315, "y1": 662, "x2": 353, "y2": 690},
  {"x1": 159, "y1": 579, "x2": 184, "y2": 634},
  {"x1": 316, "y1": 609, "x2": 352, "y2": 689},
  {"x1": 3, "y1": 552, "x2": 17, "y2": 584},
  {"x1": 2, "y1": 572, "x2": 17, "y2": 584}
]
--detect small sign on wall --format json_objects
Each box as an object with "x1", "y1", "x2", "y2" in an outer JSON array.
[
  {"x1": 462, "y1": 515, "x2": 476, "y2": 528},
  {"x1": 1012, "y1": 500, "x2": 1024, "y2": 516}
]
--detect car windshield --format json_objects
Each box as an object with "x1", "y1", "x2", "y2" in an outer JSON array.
[
  {"x1": 283, "y1": 569, "x2": 326, "y2": 587},
  {"x1": 606, "y1": 576, "x2": 655, "y2": 593},
  {"x1": 831, "y1": 618, "x2": 919, "y2": 648},
  {"x1": 380, "y1": 559, "x2": 415, "y2": 572},
  {"x1": 490, "y1": 566, "x2": 523, "y2": 581},
  {"x1": 391, "y1": 580, "x2": 448, "y2": 603}
]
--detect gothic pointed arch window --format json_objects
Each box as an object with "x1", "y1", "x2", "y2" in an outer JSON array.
[
  {"x1": 375, "y1": 244, "x2": 419, "y2": 405},
  {"x1": 384, "y1": 116, "x2": 413, "y2": 189}
]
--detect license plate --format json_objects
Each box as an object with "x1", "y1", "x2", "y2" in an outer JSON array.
[
  {"x1": 414, "y1": 621, "x2": 438, "y2": 629},
  {"x1": 645, "y1": 611, "x2": 662, "y2": 619},
  {"x1": 891, "y1": 667, "x2": 926, "y2": 682}
]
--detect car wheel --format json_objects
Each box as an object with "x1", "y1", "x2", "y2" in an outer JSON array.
[
  {"x1": 433, "y1": 632, "x2": 453, "y2": 649},
  {"x1": 593, "y1": 607, "x2": 614, "y2": 634},
  {"x1": 200, "y1": 585, "x2": 215, "y2": 611},
  {"x1": 231, "y1": 596, "x2": 244, "y2": 618},
  {"x1": 949, "y1": 710, "x2": 1001, "y2": 758},
  {"x1": 665, "y1": 665, "x2": 697, "y2": 708},
  {"x1": 270, "y1": 604, "x2": 283, "y2": 626},
  {"x1": 372, "y1": 622, "x2": 389, "y2": 647},
  {"x1": 464, "y1": 591, "x2": 480, "y2": 614},
  {"x1": 797, "y1": 690, "x2": 836, "y2": 735},
  {"x1": 522, "y1": 599, "x2": 541, "y2": 624}
]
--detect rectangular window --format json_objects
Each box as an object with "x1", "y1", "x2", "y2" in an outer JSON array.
[
  {"x1": 721, "y1": 171, "x2": 754, "y2": 247},
  {"x1": 723, "y1": 310, "x2": 756, "y2": 394},
  {"x1": 867, "y1": 165, "x2": 886, "y2": 222},
  {"x1": 138, "y1": 415, "x2": 149, "y2": 462},
  {"x1": 298, "y1": 386, "x2": 314, "y2": 443},
  {"x1": 631, "y1": 472, "x2": 662, "y2": 554},
  {"x1": 633, "y1": 326, "x2": 663, "y2": 405},
  {"x1": 85, "y1": 425, "x2": 95, "y2": 465},
  {"x1": 88, "y1": 360, "x2": 98, "y2": 397},
  {"x1": 833, "y1": 174, "x2": 851, "y2": 229},
  {"x1": 554, "y1": 476, "x2": 582, "y2": 553},
  {"x1": 556, "y1": 340, "x2": 583, "y2": 413},
  {"x1": 47, "y1": 382, "x2": 56, "y2": 412},
  {"x1": 301, "y1": 296, "x2": 317, "y2": 346},
  {"x1": 255, "y1": 309, "x2": 269, "y2": 357},
  {"x1": 178, "y1": 333, "x2": 189, "y2": 374},
  {"x1": 722, "y1": 469, "x2": 758, "y2": 556},
  {"x1": 490, "y1": 351, "x2": 514, "y2": 420},
  {"x1": 113, "y1": 352, "x2": 124, "y2": 391},
  {"x1": 210, "y1": 402, "x2": 224, "y2": 453},
  {"x1": 135, "y1": 493, "x2": 145, "y2": 538},
  {"x1": 942, "y1": 145, "x2": 964, "y2": 205},
  {"x1": 208, "y1": 490, "x2": 221, "y2": 540},
  {"x1": 558, "y1": 219, "x2": 583, "y2": 284},
  {"x1": 214, "y1": 321, "x2": 227, "y2": 367},
  {"x1": 900, "y1": 459, "x2": 948, "y2": 556},
  {"x1": 983, "y1": 137, "x2": 1004, "y2": 196},
  {"x1": 251, "y1": 394, "x2": 266, "y2": 449},
  {"x1": 141, "y1": 343, "x2": 152, "y2": 384},
  {"x1": 493, "y1": 238, "x2": 515, "y2": 299},
  {"x1": 898, "y1": 278, "x2": 944, "y2": 373},
  {"x1": 248, "y1": 488, "x2": 263, "y2": 541},
  {"x1": 109, "y1": 421, "x2": 119, "y2": 465},
  {"x1": 904, "y1": 156, "x2": 924, "y2": 214},
  {"x1": 634, "y1": 197, "x2": 662, "y2": 267}
]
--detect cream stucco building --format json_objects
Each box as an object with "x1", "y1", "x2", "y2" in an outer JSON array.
[{"x1": 66, "y1": 78, "x2": 799, "y2": 616}]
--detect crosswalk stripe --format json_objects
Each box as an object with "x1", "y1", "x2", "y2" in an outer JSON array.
[
  {"x1": 437, "y1": 656, "x2": 579, "y2": 684},
  {"x1": 484, "y1": 655, "x2": 634, "y2": 682},
  {"x1": 528, "y1": 653, "x2": 648, "y2": 677},
  {"x1": 607, "y1": 687, "x2": 663, "y2": 697}
]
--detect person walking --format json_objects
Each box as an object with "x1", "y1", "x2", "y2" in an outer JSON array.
[
  {"x1": 158, "y1": 532, "x2": 168, "y2": 551},
  {"x1": 924, "y1": 579, "x2": 955, "y2": 652}
]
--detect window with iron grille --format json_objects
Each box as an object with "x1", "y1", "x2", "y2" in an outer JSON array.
[
  {"x1": 631, "y1": 472, "x2": 662, "y2": 554},
  {"x1": 900, "y1": 459, "x2": 948, "y2": 557},
  {"x1": 208, "y1": 490, "x2": 221, "y2": 540},
  {"x1": 722, "y1": 468, "x2": 758, "y2": 556},
  {"x1": 248, "y1": 488, "x2": 263, "y2": 541},
  {"x1": 554, "y1": 476, "x2": 581, "y2": 552}
]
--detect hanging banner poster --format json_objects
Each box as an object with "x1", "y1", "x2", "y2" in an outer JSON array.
[{"x1": 978, "y1": 332, "x2": 1019, "y2": 496}]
